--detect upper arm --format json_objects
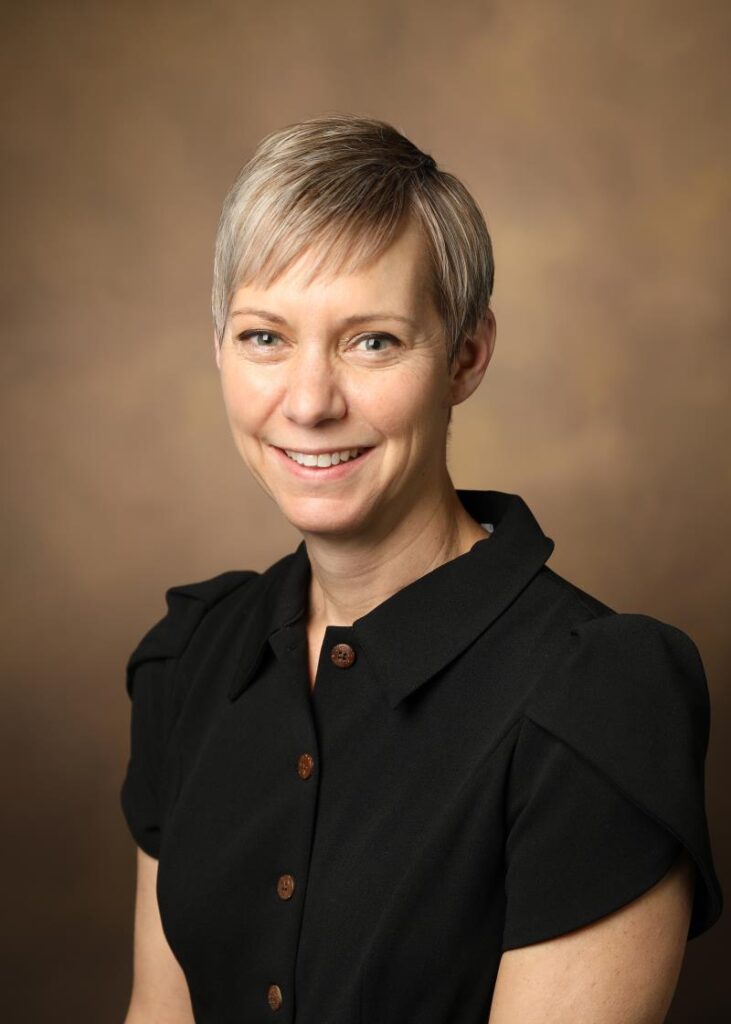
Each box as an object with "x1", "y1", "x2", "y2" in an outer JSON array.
[
  {"x1": 488, "y1": 847, "x2": 695, "y2": 1024},
  {"x1": 124, "y1": 846, "x2": 195, "y2": 1024}
]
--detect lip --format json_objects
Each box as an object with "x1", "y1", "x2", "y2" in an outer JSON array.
[{"x1": 270, "y1": 443, "x2": 375, "y2": 480}]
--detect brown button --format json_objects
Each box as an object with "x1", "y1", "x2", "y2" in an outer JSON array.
[
  {"x1": 267, "y1": 983, "x2": 283, "y2": 1011},
  {"x1": 276, "y1": 873, "x2": 295, "y2": 900},
  {"x1": 297, "y1": 752, "x2": 314, "y2": 779},
  {"x1": 330, "y1": 642, "x2": 356, "y2": 668}
]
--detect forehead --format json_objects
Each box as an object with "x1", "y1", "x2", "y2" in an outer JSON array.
[{"x1": 231, "y1": 216, "x2": 435, "y2": 318}]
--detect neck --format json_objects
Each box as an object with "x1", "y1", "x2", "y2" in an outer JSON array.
[{"x1": 302, "y1": 477, "x2": 491, "y2": 630}]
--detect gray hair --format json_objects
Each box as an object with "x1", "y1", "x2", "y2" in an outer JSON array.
[{"x1": 211, "y1": 113, "x2": 494, "y2": 371}]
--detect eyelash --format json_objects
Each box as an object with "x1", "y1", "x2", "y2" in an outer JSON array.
[{"x1": 234, "y1": 330, "x2": 399, "y2": 353}]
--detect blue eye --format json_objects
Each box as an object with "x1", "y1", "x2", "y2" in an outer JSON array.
[
  {"x1": 237, "y1": 330, "x2": 280, "y2": 347},
  {"x1": 357, "y1": 334, "x2": 398, "y2": 352}
]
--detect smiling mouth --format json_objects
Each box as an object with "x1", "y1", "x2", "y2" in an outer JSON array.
[{"x1": 280, "y1": 446, "x2": 369, "y2": 468}]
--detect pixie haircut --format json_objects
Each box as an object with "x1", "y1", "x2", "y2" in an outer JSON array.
[{"x1": 211, "y1": 114, "x2": 494, "y2": 372}]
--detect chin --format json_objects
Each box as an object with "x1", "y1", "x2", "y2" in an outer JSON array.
[{"x1": 276, "y1": 492, "x2": 370, "y2": 537}]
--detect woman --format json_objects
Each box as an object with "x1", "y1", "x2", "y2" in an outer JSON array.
[{"x1": 120, "y1": 114, "x2": 723, "y2": 1023}]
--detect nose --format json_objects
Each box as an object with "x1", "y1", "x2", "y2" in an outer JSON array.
[{"x1": 280, "y1": 347, "x2": 347, "y2": 427}]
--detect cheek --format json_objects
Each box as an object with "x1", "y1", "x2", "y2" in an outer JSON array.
[
  {"x1": 220, "y1": 367, "x2": 270, "y2": 430},
  {"x1": 359, "y1": 367, "x2": 445, "y2": 438}
]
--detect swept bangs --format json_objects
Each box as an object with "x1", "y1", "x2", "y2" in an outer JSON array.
[{"x1": 212, "y1": 114, "x2": 494, "y2": 370}]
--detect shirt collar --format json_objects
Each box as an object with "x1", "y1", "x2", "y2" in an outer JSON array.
[{"x1": 226, "y1": 489, "x2": 555, "y2": 708}]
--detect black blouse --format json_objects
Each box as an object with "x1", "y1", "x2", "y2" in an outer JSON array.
[{"x1": 120, "y1": 488, "x2": 723, "y2": 1024}]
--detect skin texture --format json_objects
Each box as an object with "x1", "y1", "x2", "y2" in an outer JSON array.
[
  {"x1": 125, "y1": 215, "x2": 695, "y2": 1019},
  {"x1": 124, "y1": 849, "x2": 195, "y2": 1024},
  {"x1": 487, "y1": 848, "x2": 695, "y2": 1024}
]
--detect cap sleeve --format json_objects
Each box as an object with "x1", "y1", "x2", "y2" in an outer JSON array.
[
  {"x1": 119, "y1": 572, "x2": 257, "y2": 858},
  {"x1": 502, "y1": 613, "x2": 723, "y2": 950}
]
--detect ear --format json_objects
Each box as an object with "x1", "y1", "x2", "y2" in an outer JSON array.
[{"x1": 448, "y1": 308, "x2": 496, "y2": 408}]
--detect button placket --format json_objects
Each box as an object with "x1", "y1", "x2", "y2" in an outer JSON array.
[{"x1": 263, "y1": 623, "x2": 323, "y2": 1020}]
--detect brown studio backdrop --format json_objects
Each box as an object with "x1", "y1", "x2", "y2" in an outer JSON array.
[{"x1": 1, "y1": 1, "x2": 729, "y2": 1020}]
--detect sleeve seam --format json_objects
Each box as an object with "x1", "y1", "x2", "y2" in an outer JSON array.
[{"x1": 522, "y1": 711, "x2": 687, "y2": 850}]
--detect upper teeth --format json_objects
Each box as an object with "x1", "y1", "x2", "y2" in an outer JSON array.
[{"x1": 284, "y1": 447, "x2": 365, "y2": 467}]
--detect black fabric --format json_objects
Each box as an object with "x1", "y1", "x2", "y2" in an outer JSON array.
[
  {"x1": 119, "y1": 488, "x2": 723, "y2": 1024},
  {"x1": 120, "y1": 570, "x2": 258, "y2": 857},
  {"x1": 503, "y1": 717, "x2": 684, "y2": 949}
]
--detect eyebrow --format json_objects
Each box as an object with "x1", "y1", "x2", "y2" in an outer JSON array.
[{"x1": 229, "y1": 307, "x2": 419, "y2": 329}]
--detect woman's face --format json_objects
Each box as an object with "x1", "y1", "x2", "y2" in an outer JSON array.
[{"x1": 215, "y1": 216, "x2": 490, "y2": 541}]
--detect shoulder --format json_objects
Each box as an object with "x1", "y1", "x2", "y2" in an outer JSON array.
[
  {"x1": 520, "y1": 603, "x2": 712, "y2": 862},
  {"x1": 512, "y1": 601, "x2": 722, "y2": 940},
  {"x1": 517, "y1": 565, "x2": 713, "y2": 829},
  {"x1": 125, "y1": 569, "x2": 260, "y2": 696},
  {"x1": 539, "y1": 564, "x2": 617, "y2": 620},
  {"x1": 526, "y1": 606, "x2": 709, "y2": 744},
  {"x1": 526, "y1": 564, "x2": 709, "y2": 734}
]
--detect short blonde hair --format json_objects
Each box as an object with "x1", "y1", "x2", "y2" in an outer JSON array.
[{"x1": 212, "y1": 113, "x2": 494, "y2": 370}]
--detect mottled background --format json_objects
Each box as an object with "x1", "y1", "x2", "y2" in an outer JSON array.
[{"x1": 2, "y1": 0, "x2": 728, "y2": 1020}]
